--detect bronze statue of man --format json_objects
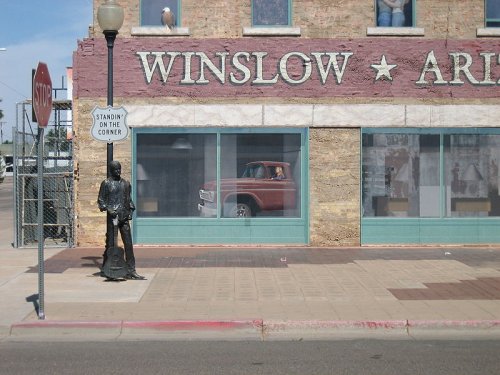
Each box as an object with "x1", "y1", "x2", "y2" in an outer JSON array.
[{"x1": 97, "y1": 160, "x2": 144, "y2": 280}]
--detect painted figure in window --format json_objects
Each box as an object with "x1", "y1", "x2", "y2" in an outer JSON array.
[
  {"x1": 377, "y1": 0, "x2": 392, "y2": 26},
  {"x1": 383, "y1": 0, "x2": 409, "y2": 27},
  {"x1": 272, "y1": 166, "x2": 286, "y2": 180}
]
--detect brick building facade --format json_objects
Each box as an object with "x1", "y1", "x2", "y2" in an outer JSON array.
[{"x1": 72, "y1": 0, "x2": 500, "y2": 247}]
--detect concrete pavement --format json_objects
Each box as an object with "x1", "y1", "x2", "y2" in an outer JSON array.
[{"x1": 1, "y1": 177, "x2": 500, "y2": 340}]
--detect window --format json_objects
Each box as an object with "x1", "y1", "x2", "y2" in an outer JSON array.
[
  {"x1": 219, "y1": 133, "x2": 301, "y2": 218},
  {"x1": 252, "y1": 0, "x2": 290, "y2": 26},
  {"x1": 141, "y1": 0, "x2": 179, "y2": 27},
  {"x1": 486, "y1": 0, "x2": 500, "y2": 27},
  {"x1": 136, "y1": 131, "x2": 302, "y2": 219},
  {"x1": 134, "y1": 128, "x2": 307, "y2": 244},
  {"x1": 375, "y1": 0, "x2": 415, "y2": 27},
  {"x1": 445, "y1": 134, "x2": 500, "y2": 217},
  {"x1": 362, "y1": 133, "x2": 438, "y2": 217},
  {"x1": 136, "y1": 133, "x2": 215, "y2": 217},
  {"x1": 362, "y1": 131, "x2": 500, "y2": 218}
]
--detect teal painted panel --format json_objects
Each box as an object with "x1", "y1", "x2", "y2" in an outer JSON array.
[
  {"x1": 135, "y1": 218, "x2": 307, "y2": 244},
  {"x1": 419, "y1": 220, "x2": 478, "y2": 243},
  {"x1": 362, "y1": 218, "x2": 500, "y2": 244},
  {"x1": 361, "y1": 219, "x2": 420, "y2": 244},
  {"x1": 477, "y1": 220, "x2": 500, "y2": 243}
]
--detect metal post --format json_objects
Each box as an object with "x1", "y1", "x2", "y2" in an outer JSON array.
[
  {"x1": 104, "y1": 30, "x2": 117, "y2": 247},
  {"x1": 105, "y1": 30, "x2": 116, "y2": 169},
  {"x1": 0, "y1": 121, "x2": 4, "y2": 144},
  {"x1": 37, "y1": 127, "x2": 45, "y2": 320}
]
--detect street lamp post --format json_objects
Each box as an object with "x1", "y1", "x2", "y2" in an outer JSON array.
[
  {"x1": 97, "y1": 0, "x2": 124, "y2": 253},
  {"x1": 0, "y1": 49, "x2": 5, "y2": 143}
]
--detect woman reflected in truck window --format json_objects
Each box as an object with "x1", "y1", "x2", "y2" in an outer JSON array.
[{"x1": 272, "y1": 166, "x2": 285, "y2": 180}]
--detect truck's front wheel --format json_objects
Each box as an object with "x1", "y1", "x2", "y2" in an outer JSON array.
[{"x1": 229, "y1": 203, "x2": 253, "y2": 218}]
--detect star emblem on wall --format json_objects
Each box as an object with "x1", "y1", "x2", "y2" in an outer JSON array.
[{"x1": 371, "y1": 55, "x2": 397, "y2": 81}]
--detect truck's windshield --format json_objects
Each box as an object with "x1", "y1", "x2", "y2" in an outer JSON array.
[{"x1": 241, "y1": 164, "x2": 265, "y2": 179}]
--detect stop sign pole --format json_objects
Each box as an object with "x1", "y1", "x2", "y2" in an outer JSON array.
[{"x1": 33, "y1": 61, "x2": 52, "y2": 320}]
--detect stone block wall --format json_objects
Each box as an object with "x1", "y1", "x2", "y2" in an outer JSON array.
[
  {"x1": 73, "y1": 98, "x2": 133, "y2": 247},
  {"x1": 418, "y1": 0, "x2": 484, "y2": 39},
  {"x1": 92, "y1": 0, "x2": 485, "y2": 39},
  {"x1": 309, "y1": 128, "x2": 360, "y2": 246}
]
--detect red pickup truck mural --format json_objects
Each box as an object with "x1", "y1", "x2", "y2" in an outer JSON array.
[{"x1": 198, "y1": 161, "x2": 297, "y2": 217}]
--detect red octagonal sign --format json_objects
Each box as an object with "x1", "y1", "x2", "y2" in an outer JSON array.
[{"x1": 33, "y1": 62, "x2": 52, "y2": 127}]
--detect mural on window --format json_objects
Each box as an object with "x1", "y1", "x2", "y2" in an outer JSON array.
[
  {"x1": 252, "y1": 0, "x2": 290, "y2": 26},
  {"x1": 486, "y1": 0, "x2": 500, "y2": 27},
  {"x1": 136, "y1": 132, "x2": 301, "y2": 219},
  {"x1": 445, "y1": 135, "x2": 500, "y2": 217},
  {"x1": 362, "y1": 132, "x2": 500, "y2": 218},
  {"x1": 215, "y1": 133, "x2": 301, "y2": 218},
  {"x1": 376, "y1": 0, "x2": 414, "y2": 27},
  {"x1": 141, "y1": 0, "x2": 178, "y2": 26},
  {"x1": 362, "y1": 133, "x2": 438, "y2": 217},
  {"x1": 136, "y1": 134, "x2": 216, "y2": 217}
]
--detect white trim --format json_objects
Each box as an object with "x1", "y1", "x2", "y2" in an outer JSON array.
[
  {"x1": 131, "y1": 26, "x2": 190, "y2": 36},
  {"x1": 314, "y1": 104, "x2": 403, "y2": 126},
  {"x1": 366, "y1": 27, "x2": 425, "y2": 36},
  {"x1": 477, "y1": 28, "x2": 500, "y2": 37},
  {"x1": 194, "y1": 105, "x2": 263, "y2": 126},
  {"x1": 125, "y1": 104, "x2": 500, "y2": 128},
  {"x1": 264, "y1": 105, "x2": 312, "y2": 126},
  {"x1": 242, "y1": 27, "x2": 301, "y2": 36}
]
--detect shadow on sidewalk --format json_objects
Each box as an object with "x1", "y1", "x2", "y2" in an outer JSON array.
[{"x1": 26, "y1": 294, "x2": 40, "y2": 316}]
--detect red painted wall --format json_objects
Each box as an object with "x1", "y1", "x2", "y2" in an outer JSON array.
[{"x1": 73, "y1": 38, "x2": 500, "y2": 99}]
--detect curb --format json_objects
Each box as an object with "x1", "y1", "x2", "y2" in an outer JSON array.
[
  {"x1": 121, "y1": 320, "x2": 263, "y2": 340},
  {"x1": 7, "y1": 319, "x2": 264, "y2": 341},
  {"x1": 6, "y1": 319, "x2": 500, "y2": 341},
  {"x1": 262, "y1": 320, "x2": 409, "y2": 340},
  {"x1": 9, "y1": 321, "x2": 123, "y2": 340},
  {"x1": 406, "y1": 319, "x2": 500, "y2": 339},
  {"x1": 263, "y1": 319, "x2": 500, "y2": 340}
]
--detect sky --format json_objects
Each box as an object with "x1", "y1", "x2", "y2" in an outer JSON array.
[{"x1": 0, "y1": 0, "x2": 94, "y2": 142}]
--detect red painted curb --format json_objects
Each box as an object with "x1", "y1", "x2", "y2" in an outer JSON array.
[
  {"x1": 11, "y1": 321, "x2": 122, "y2": 329},
  {"x1": 122, "y1": 319, "x2": 263, "y2": 331}
]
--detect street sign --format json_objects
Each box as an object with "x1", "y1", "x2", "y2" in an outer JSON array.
[
  {"x1": 32, "y1": 61, "x2": 52, "y2": 319},
  {"x1": 33, "y1": 62, "x2": 52, "y2": 127},
  {"x1": 91, "y1": 106, "x2": 129, "y2": 142}
]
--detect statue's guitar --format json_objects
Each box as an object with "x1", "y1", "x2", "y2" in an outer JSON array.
[{"x1": 102, "y1": 218, "x2": 128, "y2": 280}]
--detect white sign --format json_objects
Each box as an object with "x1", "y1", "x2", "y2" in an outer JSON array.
[{"x1": 91, "y1": 106, "x2": 129, "y2": 142}]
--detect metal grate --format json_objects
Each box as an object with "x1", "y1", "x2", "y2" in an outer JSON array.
[{"x1": 13, "y1": 100, "x2": 74, "y2": 248}]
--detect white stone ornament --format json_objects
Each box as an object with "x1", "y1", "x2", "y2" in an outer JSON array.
[{"x1": 371, "y1": 55, "x2": 397, "y2": 81}]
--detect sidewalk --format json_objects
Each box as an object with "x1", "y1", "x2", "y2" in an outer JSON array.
[
  {"x1": 1, "y1": 245, "x2": 500, "y2": 340},
  {"x1": 1, "y1": 179, "x2": 500, "y2": 340}
]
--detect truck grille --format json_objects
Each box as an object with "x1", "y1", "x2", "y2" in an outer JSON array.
[{"x1": 199, "y1": 189, "x2": 214, "y2": 202}]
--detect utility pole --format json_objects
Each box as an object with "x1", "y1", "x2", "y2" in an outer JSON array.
[
  {"x1": 0, "y1": 121, "x2": 5, "y2": 144},
  {"x1": 0, "y1": 48, "x2": 6, "y2": 143}
]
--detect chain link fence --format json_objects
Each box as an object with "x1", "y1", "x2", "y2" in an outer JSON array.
[{"x1": 14, "y1": 100, "x2": 74, "y2": 248}]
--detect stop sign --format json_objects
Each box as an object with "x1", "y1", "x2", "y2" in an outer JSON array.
[{"x1": 33, "y1": 62, "x2": 52, "y2": 127}]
